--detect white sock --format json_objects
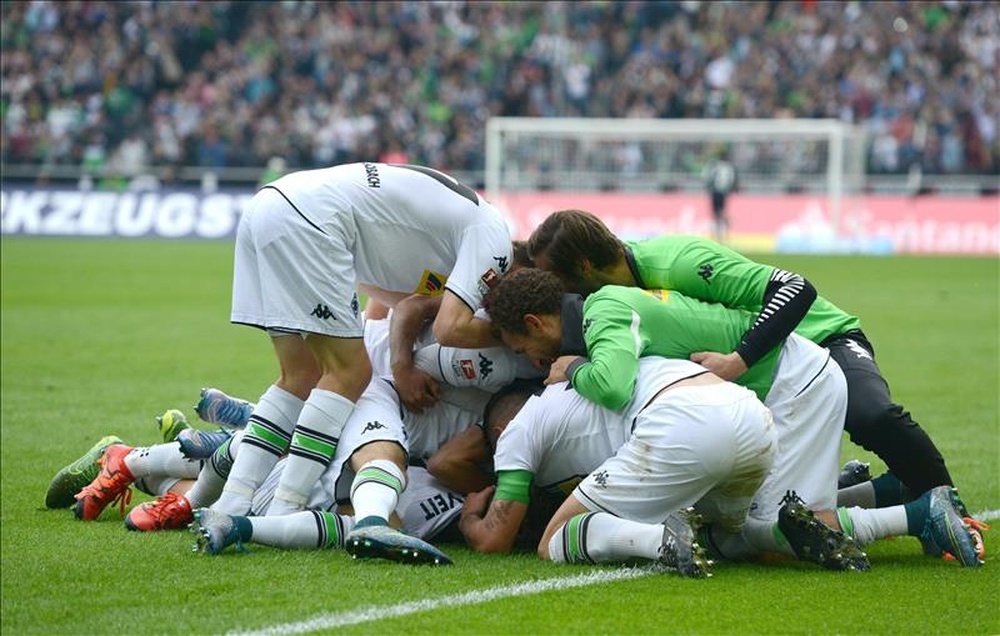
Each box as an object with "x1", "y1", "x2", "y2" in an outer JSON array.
[
  {"x1": 189, "y1": 431, "x2": 242, "y2": 508},
  {"x1": 215, "y1": 385, "x2": 303, "y2": 514},
  {"x1": 125, "y1": 443, "x2": 201, "y2": 479},
  {"x1": 248, "y1": 510, "x2": 355, "y2": 549},
  {"x1": 838, "y1": 505, "x2": 908, "y2": 547},
  {"x1": 837, "y1": 482, "x2": 877, "y2": 508},
  {"x1": 547, "y1": 512, "x2": 662, "y2": 564},
  {"x1": 270, "y1": 389, "x2": 354, "y2": 515},
  {"x1": 350, "y1": 459, "x2": 406, "y2": 523},
  {"x1": 742, "y1": 516, "x2": 795, "y2": 557}
]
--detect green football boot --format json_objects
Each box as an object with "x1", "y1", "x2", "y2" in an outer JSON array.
[
  {"x1": 45, "y1": 435, "x2": 124, "y2": 509},
  {"x1": 157, "y1": 409, "x2": 190, "y2": 443}
]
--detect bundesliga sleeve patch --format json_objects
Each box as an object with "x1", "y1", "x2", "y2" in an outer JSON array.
[{"x1": 477, "y1": 268, "x2": 499, "y2": 295}]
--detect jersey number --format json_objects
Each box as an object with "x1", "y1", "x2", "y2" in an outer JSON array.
[{"x1": 391, "y1": 164, "x2": 479, "y2": 206}]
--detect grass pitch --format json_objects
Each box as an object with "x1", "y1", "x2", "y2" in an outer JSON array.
[{"x1": 2, "y1": 238, "x2": 997, "y2": 634}]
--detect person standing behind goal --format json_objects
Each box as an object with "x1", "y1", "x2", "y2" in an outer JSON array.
[
  {"x1": 216, "y1": 163, "x2": 511, "y2": 553},
  {"x1": 704, "y1": 148, "x2": 737, "y2": 243}
]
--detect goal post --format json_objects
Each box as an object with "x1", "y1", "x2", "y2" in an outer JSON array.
[{"x1": 484, "y1": 117, "x2": 866, "y2": 232}]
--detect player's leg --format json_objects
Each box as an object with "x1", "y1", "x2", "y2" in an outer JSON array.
[
  {"x1": 539, "y1": 494, "x2": 709, "y2": 578},
  {"x1": 827, "y1": 333, "x2": 954, "y2": 499},
  {"x1": 741, "y1": 337, "x2": 863, "y2": 568},
  {"x1": 191, "y1": 508, "x2": 353, "y2": 555},
  {"x1": 341, "y1": 441, "x2": 451, "y2": 565},
  {"x1": 215, "y1": 189, "x2": 324, "y2": 514},
  {"x1": 212, "y1": 335, "x2": 316, "y2": 514},
  {"x1": 127, "y1": 431, "x2": 241, "y2": 531},
  {"x1": 74, "y1": 440, "x2": 202, "y2": 521},
  {"x1": 266, "y1": 334, "x2": 370, "y2": 515},
  {"x1": 836, "y1": 487, "x2": 984, "y2": 567},
  {"x1": 191, "y1": 463, "x2": 461, "y2": 555}
]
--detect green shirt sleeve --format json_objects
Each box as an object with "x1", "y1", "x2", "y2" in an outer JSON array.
[
  {"x1": 568, "y1": 294, "x2": 643, "y2": 411},
  {"x1": 494, "y1": 469, "x2": 533, "y2": 504}
]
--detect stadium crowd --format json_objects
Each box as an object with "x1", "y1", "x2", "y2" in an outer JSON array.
[{"x1": 2, "y1": 1, "x2": 997, "y2": 178}]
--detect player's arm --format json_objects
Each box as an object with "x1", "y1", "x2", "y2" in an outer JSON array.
[
  {"x1": 731, "y1": 267, "x2": 817, "y2": 367},
  {"x1": 426, "y1": 426, "x2": 494, "y2": 495},
  {"x1": 390, "y1": 293, "x2": 442, "y2": 412},
  {"x1": 565, "y1": 301, "x2": 641, "y2": 411},
  {"x1": 432, "y1": 289, "x2": 499, "y2": 348},
  {"x1": 435, "y1": 219, "x2": 511, "y2": 349},
  {"x1": 459, "y1": 470, "x2": 531, "y2": 554}
]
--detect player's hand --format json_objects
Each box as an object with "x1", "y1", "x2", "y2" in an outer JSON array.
[
  {"x1": 545, "y1": 355, "x2": 580, "y2": 385},
  {"x1": 462, "y1": 485, "x2": 496, "y2": 518},
  {"x1": 689, "y1": 351, "x2": 748, "y2": 381},
  {"x1": 392, "y1": 364, "x2": 442, "y2": 413}
]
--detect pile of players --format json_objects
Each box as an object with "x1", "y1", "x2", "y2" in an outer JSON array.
[{"x1": 47, "y1": 162, "x2": 986, "y2": 575}]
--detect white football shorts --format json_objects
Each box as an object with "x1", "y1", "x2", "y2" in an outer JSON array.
[
  {"x1": 575, "y1": 382, "x2": 776, "y2": 529},
  {"x1": 231, "y1": 186, "x2": 363, "y2": 337}
]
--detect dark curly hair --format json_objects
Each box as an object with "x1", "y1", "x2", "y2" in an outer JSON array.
[
  {"x1": 485, "y1": 268, "x2": 564, "y2": 335},
  {"x1": 527, "y1": 210, "x2": 623, "y2": 281}
]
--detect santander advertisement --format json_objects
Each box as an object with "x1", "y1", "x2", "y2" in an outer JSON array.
[
  {"x1": 2, "y1": 186, "x2": 997, "y2": 255},
  {"x1": 499, "y1": 192, "x2": 999, "y2": 255}
]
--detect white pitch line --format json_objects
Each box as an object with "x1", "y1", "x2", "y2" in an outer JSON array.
[
  {"x1": 973, "y1": 508, "x2": 1000, "y2": 522},
  {"x1": 229, "y1": 568, "x2": 653, "y2": 636}
]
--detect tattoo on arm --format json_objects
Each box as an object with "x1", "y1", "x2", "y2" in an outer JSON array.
[{"x1": 484, "y1": 499, "x2": 513, "y2": 531}]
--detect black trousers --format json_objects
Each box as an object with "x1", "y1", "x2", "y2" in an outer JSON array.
[{"x1": 823, "y1": 330, "x2": 953, "y2": 495}]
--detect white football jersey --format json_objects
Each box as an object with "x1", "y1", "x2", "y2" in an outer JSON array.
[
  {"x1": 493, "y1": 385, "x2": 628, "y2": 496},
  {"x1": 268, "y1": 163, "x2": 512, "y2": 309},
  {"x1": 493, "y1": 357, "x2": 709, "y2": 496}
]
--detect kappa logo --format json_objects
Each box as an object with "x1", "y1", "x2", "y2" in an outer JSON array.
[
  {"x1": 350, "y1": 292, "x2": 360, "y2": 318},
  {"x1": 362, "y1": 421, "x2": 386, "y2": 434},
  {"x1": 478, "y1": 352, "x2": 493, "y2": 380},
  {"x1": 459, "y1": 359, "x2": 476, "y2": 380},
  {"x1": 493, "y1": 255, "x2": 509, "y2": 273},
  {"x1": 593, "y1": 470, "x2": 609, "y2": 488},
  {"x1": 582, "y1": 318, "x2": 593, "y2": 335},
  {"x1": 310, "y1": 303, "x2": 336, "y2": 320},
  {"x1": 845, "y1": 340, "x2": 873, "y2": 361},
  {"x1": 698, "y1": 263, "x2": 715, "y2": 283}
]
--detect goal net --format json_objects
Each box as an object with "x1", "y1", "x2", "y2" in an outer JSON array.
[{"x1": 484, "y1": 118, "x2": 866, "y2": 231}]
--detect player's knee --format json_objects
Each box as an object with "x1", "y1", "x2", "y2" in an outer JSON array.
[
  {"x1": 846, "y1": 400, "x2": 909, "y2": 444},
  {"x1": 350, "y1": 441, "x2": 407, "y2": 476},
  {"x1": 538, "y1": 523, "x2": 566, "y2": 562},
  {"x1": 279, "y1": 366, "x2": 322, "y2": 398},
  {"x1": 537, "y1": 531, "x2": 553, "y2": 561}
]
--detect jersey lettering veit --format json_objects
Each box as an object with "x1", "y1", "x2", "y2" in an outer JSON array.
[{"x1": 419, "y1": 491, "x2": 464, "y2": 521}]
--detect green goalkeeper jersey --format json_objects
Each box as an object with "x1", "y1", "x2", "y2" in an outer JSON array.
[
  {"x1": 569, "y1": 285, "x2": 781, "y2": 409},
  {"x1": 624, "y1": 235, "x2": 861, "y2": 344}
]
